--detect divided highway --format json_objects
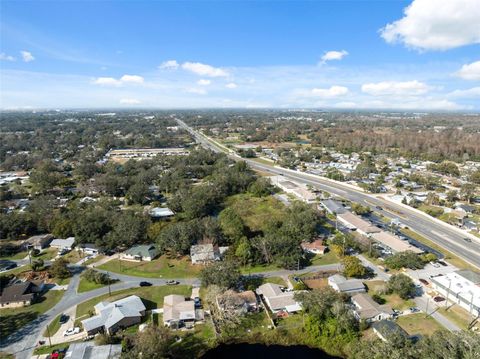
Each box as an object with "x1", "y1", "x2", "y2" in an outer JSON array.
[{"x1": 177, "y1": 119, "x2": 480, "y2": 269}]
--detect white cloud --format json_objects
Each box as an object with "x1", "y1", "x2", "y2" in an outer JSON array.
[
  {"x1": 456, "y1": 61, "x2": 480, "y2": 81},
  {"x1": 119, "y1": 98, "x2": 141, "y2": 105},
  {"x1": 93, "y1": 74, "x2": 144, "y2": 86},
  {"x1": 225, "y1": 82, "x2": 238, "y2": 89},
  {"x1": 320, "y1": 50, "x2": 348, "y2": 64},
  {"x1": 0, "y1": 53, "x2": 15, "y2": 61},
  {"x1": 159, "y1": 60, "x2": 179, "y2": 70},
  {"x1": 311, "y1": 86, "x2": 349, "y2": 98},
  {"x1": 181, "y1": 62, "x2": 228, "y2": 77},
  {"x1": 380, "y1": 0, "x2": 480, "y2": 51},
  {"x1": 120, "y1": 74, "x2": 144, "y2": 84},
  {"x1": 197, "y1": 79, "x2": 211, "y2": 86},
  {"x1": 93, "y1": 77, "x2": 122, "y2": 86},
  {"x1": 448, "y1": 87, "x2": 480, "y2": 98},
  {"x1": 20, "y1": 51, "x2": 35, "y2": 62},
  {"x1": 361, "y1": 80, "x2": 430, "y2": 96},
  {"x1": 185, "y1": 87, "x2": 207, "y2": 95}
]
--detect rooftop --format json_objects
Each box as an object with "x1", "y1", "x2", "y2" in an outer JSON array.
[{"x1": 371, "y1": 231, "x2": 423, "y2": 254}]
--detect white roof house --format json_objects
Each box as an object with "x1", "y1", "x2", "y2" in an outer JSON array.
[
  {"x1": 65, "y1": 343, "x2": 122, "y2": 359},
  {"x1": 149, "y1": 207, "x2": 175, "y2": 218},
  {"x1": 256, "y1": 283, "x2": 301, "y2": 313},
  {"x1": 50, "y1": 237, "x2": 75, "y2": 250},
  {"x1": 163, "y1": 294, "x2": 197, "y2": 328},
  {"x1": 82, "y1": 295, "x2": 146, "y2": 335}
]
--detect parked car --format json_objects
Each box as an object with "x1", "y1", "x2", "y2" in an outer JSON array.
[
  {"x1": 375, "y1": 206, "x2": 383, "y2": 211},
  {"x1": 433, "y1": 296, "x2": 445, "y2": 303},
  {"x1": 63, "y1": 327, "x2": 80, "y2": 336},
  {"x1": 59, "y1": 314, "x2": 69, "y2": 324},
  {"x1": 438, "y1": 261, "x2": 448, "y2": 267},
  {"x1": 139, "y1": 281, "x2": 152, "y2": 287},
  {"x1": 419, "y1": 278, "x2": 429, "y2": 285},
  {"x1": 409, "y1": 307, "x2": 419, "y2": 313},
  {"x1": 194, "y1": 297, "x2": 202, "y2": 308},
  {"x1": 166, "y1": 280, "x2": 179, "y2": 285}
]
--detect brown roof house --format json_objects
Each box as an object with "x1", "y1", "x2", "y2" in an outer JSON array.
[
  {"x1": 163, "y1": 294, "x2": 202, "y2": 329},
  {"x1": 23, "y1": 234, "x2": 53, "y2": 251},
  {"x1": 0, "y1": 280, "x2": 44, "y2": 308},
  {"x1": 301, "y1": 239, "x2": 327, "y2": 255}
]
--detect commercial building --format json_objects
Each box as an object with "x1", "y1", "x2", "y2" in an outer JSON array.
[
  {"x1": 337, "y1": 211, "x2": 381, "y2": 236},
  {"x1": 430, "y1": 270, "x2": 480, "y2": 317},
  {"x1": 370, "y1": 231, "x2": 423, "y2": 254}
]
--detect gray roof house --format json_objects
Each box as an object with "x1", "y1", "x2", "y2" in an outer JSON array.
[
  {"x1": 149, "y1": 207, "x2": 175, "y2": 219},
  {"x1": 190, "y1": 244, "x2": 229, "y2": 265},
  {"x1": 81, "y1": 295, "x2": 146, "y2": 335},
  {"x1": 50, "y1": 237, "x2": 75, "y2": 250},
  {"x1": 328, "y1": 274, "x2": 366, "y2": 295},
  {"x1": 372, "y1": 320, "x2": 408, "y2": 342},
  {"x1": 320, "y1": 199, "x2": 346, "y2": 215},
  {"x1": 23, "y1": 234, "x2": 53, "y2": 250},
  {"x1": 351, "y1": 293, "x2": 394, "y2": 322},
  {"x1": 121, "y1": 244, "x2": 158, "y2": 262},
  {"x1": 65, "y1": 343, "x2": 122, "y2": 359},
  {"x1": 256, "y1": 283, "x2": 301, "y2": 314}
]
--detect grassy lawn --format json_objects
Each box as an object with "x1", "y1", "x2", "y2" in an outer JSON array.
[
  {"x1": 33, "y1": 342, "x2": 71, "y2": 355},
  {"x1": 62, "y1": 250, "x2": 84, "y2": 264},
  {"x1": 77, "y1": 277, "x2": 107, "y2": 293},
  {"x1": 98, "y1": 256, "x2": 202, "y2": 278},
  {"x1": 401, "y1": 228, "x2": 478, "y2": 271},
  {"x1": 364, "y1": 280, "x2": 387, "y2": 294},
  {"x1": 438, "y1": 304, "x2": 474, "y2": 330},
  {"x1": 0, "y1": 290, "x2": 64, "y2": 339},
  {"x1": 83, "y1": 255, "x2": 106, "y2": 266},
  {"x1": 0, "y1": 353, "x2": 14, "y2": 359},
  {"x1": 240, "y1": 262, "x2": 282, "y2": 275},
  {"x1": 0, "y1": 251, "x2": 28, "y2": 260},
  {"x1": 75, "y1": 285, "x2": 191, "y2": 325},
  {"x1": 384, "y1": 293, "x2": 415, "y2": 311},
  {"x1": 309, "y1": 251, "x2": 340, "y2": 266},
  {"x1": 263, "y1": 276, "x2": 287, "y2": 286},
  {"x1": 224, "y1": 193, "x2": 287, "y2": 233},
  {"x1": 36, "y1": 248, "x2": 58, "y2": 261},
  {"x1": 397, "y1": 313, "x2": 444, "y2": 336},
  {"x1": 43, "y1": 313, "x2": 62, "y2": 336}
]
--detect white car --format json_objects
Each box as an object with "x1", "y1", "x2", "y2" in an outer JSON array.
[{"x1": 63, "y1": 327, "x2": 80, "y2": 337}]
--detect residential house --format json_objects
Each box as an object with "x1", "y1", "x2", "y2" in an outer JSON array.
[
  {"x1": 163, "y1": 294, "x2": 199, "y2": 329},
  {"x1": 23, "y1": 234, "x2": 53, "y2": 251},
  {"x1": 0, "y1": 280, "x2": 44, "y2": 308},
  {"x1": 372, "y1": 320, "x2": 408, "y2": 342},
  {"x1": 65, "y1": 343, "x2": 122, "y2": 359},
  {"x1": 78, "y1": 243, "x2": 99, "y2": 256},
  {"x1": 216, "y1": 290, "x2": 258, "y2": 315},
  {"x1": 301, "y1": 239, "x2": 328, "y2": 255},
  {"x1": 81, "y1": 295, "x2": 146, "y2": 335},
  {"x1": 351, "y1": 293, "x2": 394, "y2": 323},
  {"x1": 149, "y1": 207, "x2": 175, "y2": 219},
  {"x1": 256, "y1": 283, "x2": 301, "y2": 314},
  {"x1": 50, "y1": 237, "x2": 75, "y2": 251},
  {"x1": 328, "y1": 274, "x2": 366, "y2": 295},
  {"x1": 190, "y1": 244, "x2": 228, "y2": 265},
  {"x1": 121, "y1": 244, "x2": 158, "y2": 262}
]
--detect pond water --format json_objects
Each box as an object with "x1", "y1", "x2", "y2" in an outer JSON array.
[{"x1": 201, "y1": 343, "x2": 341, "y2": 359}]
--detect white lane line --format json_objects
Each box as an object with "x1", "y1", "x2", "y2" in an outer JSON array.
[{"x1": 430, "y1": 230, "x2": 479, "y2": 255}]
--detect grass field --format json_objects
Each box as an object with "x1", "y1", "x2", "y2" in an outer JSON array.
[
  {"x1": 397, "y1": 313, "x2": 444, "y2": 336},
  {"x1": 0, "y1": 290, "x2": 64, "y2": 339},
  {"x1": 43, "y1": 313, "x2": 62, "y2": 336},
  {"x1": 0, "y1": 251, "x2": 28, "y2": 260},
  {"x1": 75, "y1": 285, "x2": 191, "y2": 325},
  {"x1": 33, "y1": 342, "x2": 72, "y2": 355},
  {"x1": 98, "y1": 256, "x2": 202, "y2": 278},
  {"x1": 77, "y1": 277, "x2": 107, "y2": 293},
  {"x1": 438, "y1": 304, "x2": 474, "y2": 330},
  {"x1": 62, "y1": 250, "x2": 84, "y2": 264},
  {"x1": 401, "y1": 228, "x2": 478, "y2": 271},
  {"x1": 309, "y1": 251, "x2": 340, "y2": 266},
  {"x1": 83, "y1": 255, "x2": 106, "y2": 266},
  {"x1": 240, "y1": 262, "x2": 282, "y2": 275},
  {"x1": 224, "y1": 193, "x2": 287, "y2": 233}
]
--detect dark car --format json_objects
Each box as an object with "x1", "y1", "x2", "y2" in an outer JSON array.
[
  {"x1": 59, "y1": 314, "x2": 69, "y2": 324},
  {"x1": 375, "y1": 206, "x2": 383, "y2": 211},
  {"x1": 194, "y1": 297, "x2": 202, "y2": 308},
  {"x1": 433, "y1": 296, "x2": 445, "y2": 302},
  {"x1": 139, "y1": 281, "x2": 152, "y2": 287},
  {"x1": 166, "y1": 280, "x2": 179, "y2": 285},
  {"x1": 463, "y1": 237, "x2": 472, "y2": 243},
  {"x1": 419, "y1": 278, "x2": 429, "y2": 286},
  {"x1": 438, "y1": 261, "x2": 448, "y2": 267}
]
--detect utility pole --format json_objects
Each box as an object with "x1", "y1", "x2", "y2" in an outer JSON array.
[
  {"x1": 46, "y1": 323, "x2": 52, "y2": 347},
  {"x1": 107, "y1": 271, "x2": 112, "y2": 296},
  {"x1": 425, "y1": 297, "x2": 430, "y2": 318}
]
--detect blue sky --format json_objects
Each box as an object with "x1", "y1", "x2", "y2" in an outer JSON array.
[{"x1": 1, "y1": 0, "x2": 479, "y2": 110}]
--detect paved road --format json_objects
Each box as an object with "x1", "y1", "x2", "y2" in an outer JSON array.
[{"x1": 177, "y1": 119, "x2": 480, "y2": 269}]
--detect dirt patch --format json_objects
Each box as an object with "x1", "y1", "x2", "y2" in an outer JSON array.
[{"x1": 303, "y1": 278, "x2": 328, "y2": 289}]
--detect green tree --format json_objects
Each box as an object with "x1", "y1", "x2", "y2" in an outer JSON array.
[
  {"x1": 342, "y1": 256, "x2": 367, "y2": 278},
  {"x1": 386, "y1": 274, "x2": 416, "y2": 300},
  {"x1": 199, "y1": 261, "x2": 241, "y2": 289},
  {"x1": 49, "y1": 258, "x2": 71, "y2": 279},
  {"x1": 128, "y1": 325, "x2": 175, "y2": 358}
]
